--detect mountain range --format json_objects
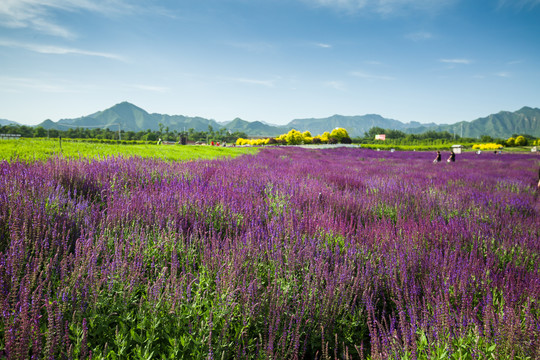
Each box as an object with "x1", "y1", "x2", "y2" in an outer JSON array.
[
  {"x1": 4, "y1": 102, "x2": 540, "y2": 138},
  {"x1": 0, "y1": 118, "x2": 19, "y2": 126}
]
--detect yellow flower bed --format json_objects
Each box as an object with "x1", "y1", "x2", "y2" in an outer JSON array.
[{"x1": 472, "y1": 143, "x2": 502, "y2": 150}]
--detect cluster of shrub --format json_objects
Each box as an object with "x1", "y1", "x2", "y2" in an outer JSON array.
[
  {"x1": 505, "y1": 135, "x2": 539, "y2": 146},
  {"x1": 356, "y1": 127, "x2": 539, "y2": 147},
  {"x1": 236, "y1": 127, "x2": 352, "y2": 146}
]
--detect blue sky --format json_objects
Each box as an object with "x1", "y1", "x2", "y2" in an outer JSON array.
[{"x1": 1, "y1": 0, "x2": 539, "y2": 126}]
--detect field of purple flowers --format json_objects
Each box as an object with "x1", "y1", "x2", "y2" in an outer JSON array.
[{"x1": 1, "y1": 148, "x2": 539, "y2": 359}]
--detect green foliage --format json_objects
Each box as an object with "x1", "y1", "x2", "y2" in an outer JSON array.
[
  {"x1": 506, "y1": 137, "x2": 516, "y2": 147},
  {"x1": 385, "y1": 331, "x2": 494, "y2": 360},
  {"x1": 359, "y1": 143, "x2": 476, "y2": 151},
  {"x1": 144, "y1": 132, "x2": 158, "y2": 141},
  {"x1": 515, "y1": 135, "x2": 527, "y2": 146},
  {"x1": 0, "y1": 122, "x2": 248, "y2": 144},
  {"x1": 71, "y1": 271, "x2": 252, "y2": 359},
  {"x1": 0, "y1": 138, "x2": 257, "y2": 162}
]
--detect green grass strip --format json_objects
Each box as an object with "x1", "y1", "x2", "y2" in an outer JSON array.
[{"x1": 0, "y1": 138, "x2": 258, "y2": 162}]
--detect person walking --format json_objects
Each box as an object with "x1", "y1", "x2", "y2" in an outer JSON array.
[
  {"x1": 433, "y1": 151, "x2": 441, "y2": 163},
  {"x1": 447, "y1": 150, "x2": 455, "y2": 162}
]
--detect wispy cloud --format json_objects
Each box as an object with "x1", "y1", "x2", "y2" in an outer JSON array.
[
  {"x1": 131, "y1": 84, "x2": 169, "y2": 93},
  {"x1": 228, "y1": 77, "x2": 277, "y2": 87},
  {"x1": 0, "y1": 40, "x2": 123, "y2": 60},
  {"x1": 497, "y1": 0, "x2": 540, "y2": 10},
  {"x1": 316, "y1": 43, "x2": 332, "y2": 48},
  {"x1": 495, "y1": 72, "x2": 511, "y2": 78},
  {"x1": 350, "y1": 71, "x2": 395, "y2": 80},
  {"x1": 301, "y1": 0, "x2": 457, "y2": 15},
  {"x1": 227, "y1": 41, "x2": 275, "y2": 53},
  {"x1": 324, "y1": 81, "x2": 347, "y2": 91},
  {"x1": 0, "y1": 75, "x2": 80, "y2": 93},
  {"x1": 405, "y1": 31, "x2": 433, "y2": 41},
  {"x1": 0, "y1": 0, "x2": 135, "y2": 38},
  {"x1": 439, "y1": 58, "x2": 472, "y2": 64}
]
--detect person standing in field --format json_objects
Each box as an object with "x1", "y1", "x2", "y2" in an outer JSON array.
[
  {"x1": 447, "y1": 150, "x2": 455, "y2": 163},
  {"x1": 434, "y1": 151, "x2": 441, "y2": 163}
]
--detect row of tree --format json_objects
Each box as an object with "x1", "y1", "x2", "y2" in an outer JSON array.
[
  {"x1": 0, "y1": 124, "x2": 248, "y2": 144},
  {"x1": 1, "y1": 123, "x2": 538, "y2": 146},
  {"x1": 358, "y1": 127, "x2": 540, "y2": 146}
]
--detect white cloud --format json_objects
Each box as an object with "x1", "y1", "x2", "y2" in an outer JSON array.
[
  {"x1": 0, "y1": 0, "x2": 134, "y2": 38},
  {"x1": 405, "y1": 31, "x2": 433, "y2": 41},
  {"x1": 316, "y1": 43, "x2": 332, "y2": 48},
  {"x1": 301, "y1": 0, "x2": 456, "y2": 15},
  {"x1": 495, "y1": 72, "x2": 511, "y2": 78},
  {"x1": 0, "y1": 40, "x2": 123, "y2": 60},
  {"x1": 229, "y1": 77, "x2": 277, "y2": 87},
  {"x1": 439, "y1": 58, "x2": 472, "y2": 64},
  {"x1": 350, "y1": 71, "x2": 395, "y2": 80}
]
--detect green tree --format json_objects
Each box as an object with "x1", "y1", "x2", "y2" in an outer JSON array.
[
  {"x1": 144, "y1": 133, "x2": 158, "y2": 142},
  {"x1": 364, "y1": 127, "x2": 386, "y2": 140},
  {"x1": 515, "y1": 135, "x2": 527, "y2": 146},
  {"x1": 34, "y1": 127, "x2": 47, "y2": 138},
  {"x1": 480, "y1": 135, "x2": 494, "y2": 143},
  {"x1": 506, "y1": 137, "x2": 516, "y2": 147}
]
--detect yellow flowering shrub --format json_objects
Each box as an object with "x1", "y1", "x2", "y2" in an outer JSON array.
[{"x1": 472, "y1": 143, "x2": 502, "y2": 150}]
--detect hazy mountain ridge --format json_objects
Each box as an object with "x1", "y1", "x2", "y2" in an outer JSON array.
[
  {"x1": 0, "y1": 118, "x2": 20, "y2": 126},
  {"x1": 407, "y1": 107, "x2": 540, "y2": 138},
  {"x1": 225, "y1": 118, "x2": 287, "y2": 137},
  {"x1": 33, "y1": 102, "x2": 540, "y2": 138},
  {"x1": 288, "y1": 114, "x2": 437, "y2": 137}
]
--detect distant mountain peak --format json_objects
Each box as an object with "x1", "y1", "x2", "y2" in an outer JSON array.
[
  {"x1": 106, "y1": 101, "x2": 147, "y2": 113},
  {"x1": 31, "y1": 102, "x2": 540, "y2": 138},
  {"x1": 0, "y1": 118, "x2": 20, "y2": 126}
]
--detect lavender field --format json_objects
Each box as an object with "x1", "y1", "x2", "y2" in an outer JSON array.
[{"x1": 1, "y1": 148, "x2": 539, "y2": 359}]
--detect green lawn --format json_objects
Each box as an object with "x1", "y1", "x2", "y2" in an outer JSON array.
[{"x1": 0, "y1": 138, "x2": 258, "y2": 162}]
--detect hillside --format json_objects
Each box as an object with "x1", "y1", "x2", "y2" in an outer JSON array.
[
  {"x1": 225, "y1": 118, "x2": 286, "y2": 137},
  {"x1": 35, "y1": 102, "x2": 540, "y2": 138},
  {"x1": 38, "y1": 102, "x2": 222, "y2": 133},
  {"x1": 287, "y1": 114, "x2": 435, "y2": 137},
  {"x1": 407, "y1": 107, "x2": 540, "y2": 138},
  {"x1": 0, "y1": 118, "x2": 20, "y2": 126}
]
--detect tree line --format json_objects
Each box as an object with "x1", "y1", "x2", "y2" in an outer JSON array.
[
  {"x1": 356, "y1": 127, "x2": 539, "y2": 146},
  {"x1": 1, "y1": 123, "x2": 537, "y2": 146},
  {"x1": 0, "y1": 124, "x2": 248, "y2": 144}
]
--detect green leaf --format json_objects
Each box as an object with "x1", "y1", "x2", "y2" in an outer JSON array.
[{"x1": 131, "y1": 328, "x2": 143, "y2": 344}]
